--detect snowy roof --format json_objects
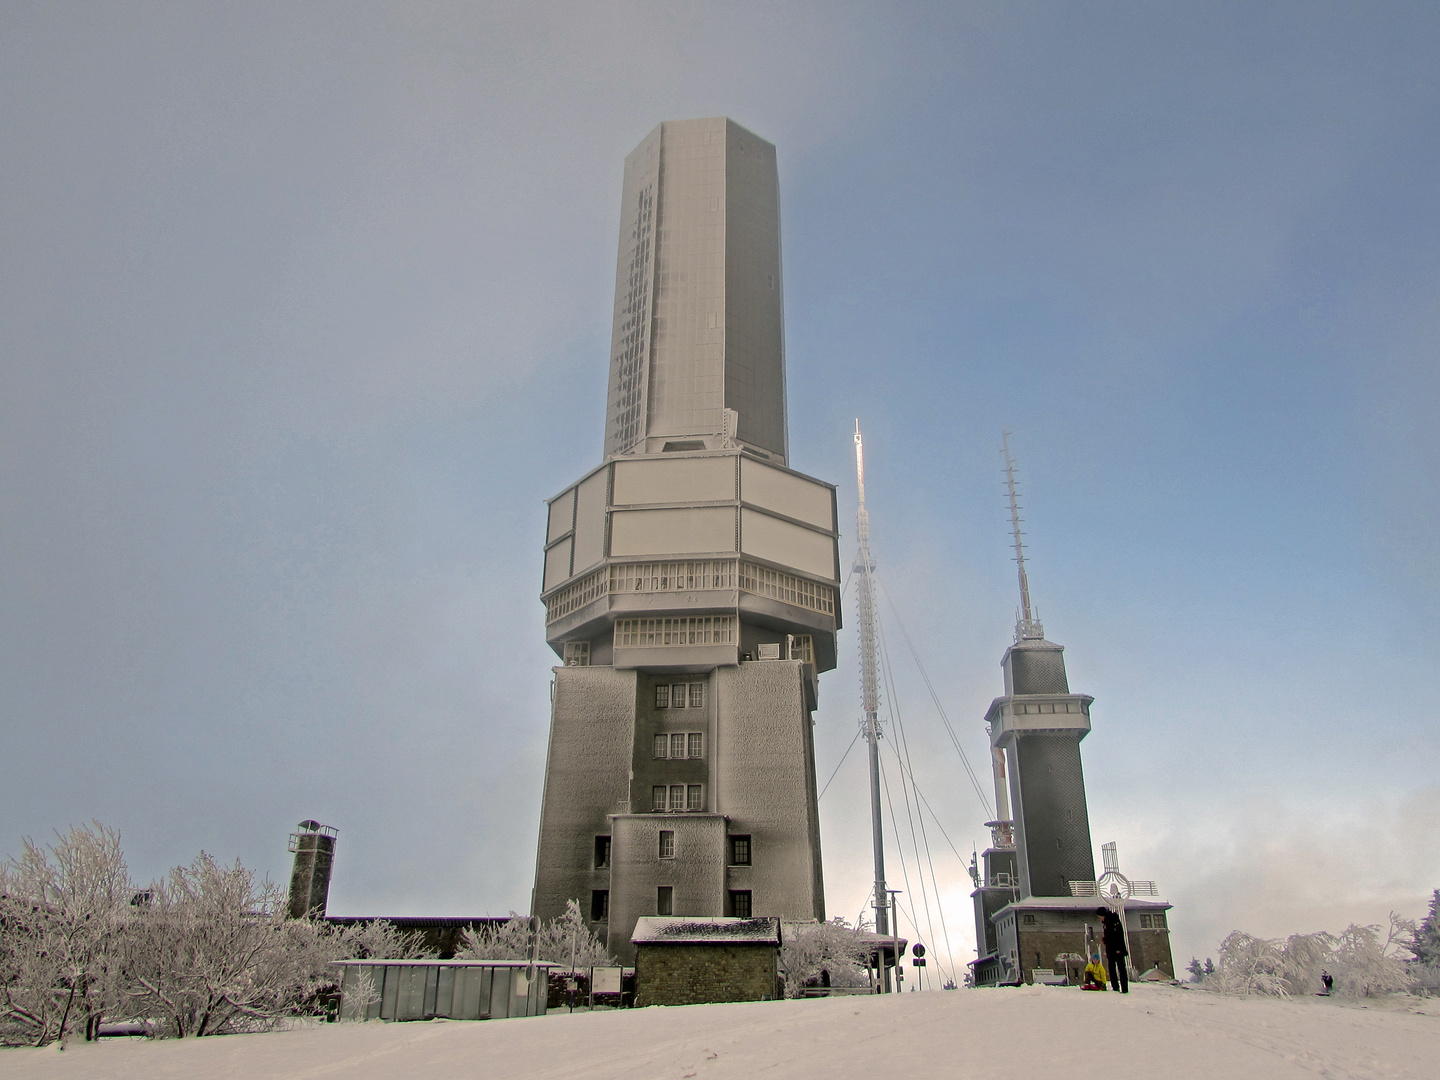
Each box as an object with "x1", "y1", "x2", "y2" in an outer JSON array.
[{"x1": 631, "y1": 916, "x2": 781, "y2": 946}]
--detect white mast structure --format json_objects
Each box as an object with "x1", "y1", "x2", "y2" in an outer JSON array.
[
  {"x1": 988, "y1": 430, "x2": 1046, "y2": 849},
  {"x1": 853, "y1": 420, "x2": 892, "y2": 991},
  {"x1": 1002, "y1": 430, "x2": 1043, "y2": 643}
]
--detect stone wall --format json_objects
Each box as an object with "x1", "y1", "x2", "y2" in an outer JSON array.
[{"x1": 634, "y1": 943, "x2": 778, "y2": 1006}]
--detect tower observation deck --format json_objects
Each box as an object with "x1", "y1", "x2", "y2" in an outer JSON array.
[{"x1": 533, "y1": 119, "x2": 839, "y2": 963}]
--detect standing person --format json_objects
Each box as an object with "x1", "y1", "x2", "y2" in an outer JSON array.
[{"x1": 1096, "y1": 907, "x2": 1129, "y2": 994}]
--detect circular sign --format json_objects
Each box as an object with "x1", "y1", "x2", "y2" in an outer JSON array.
[{"x1": 912, "y1": 943, "x2": 926, "y2": 958}]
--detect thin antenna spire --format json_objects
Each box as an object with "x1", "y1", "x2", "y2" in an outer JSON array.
[
  {"x1": 853, "y1": 420, "x2": 891, "y2": 988},
  {"x1": 1002, "y1": 431, "x2": 1044, "y2": 642}
]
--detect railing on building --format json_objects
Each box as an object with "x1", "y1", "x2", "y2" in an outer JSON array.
[{"x1": 544, "y1": 559, "x2": 836, "y2": 624}]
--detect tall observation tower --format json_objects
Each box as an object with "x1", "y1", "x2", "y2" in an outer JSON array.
[
  {"x1": 533, "y1": 119, "x2": 840, "y2": 963},
  {"x1": 969, "y1": 435, "x2": 1175, "y2": 986}
]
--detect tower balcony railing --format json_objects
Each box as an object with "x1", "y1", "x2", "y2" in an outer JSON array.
[
  {"x1": 1068, "y1": 878, "x2": 1158, "y2": 899},
  {"x1": 985, "y1": 820, "x2": 1016, "y2": 849}
]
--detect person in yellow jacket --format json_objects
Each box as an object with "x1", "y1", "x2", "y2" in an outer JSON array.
[{"x1": 1081, "y1": 952, "x2": 1108, "y2": 991}]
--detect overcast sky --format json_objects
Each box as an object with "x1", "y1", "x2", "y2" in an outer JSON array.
[{"x1": 4, "y1": 1, "x2": 1438, "y2": 977}]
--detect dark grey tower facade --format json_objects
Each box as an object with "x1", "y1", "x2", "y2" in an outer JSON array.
[
  {"x1": 535, "y1": 119, "x2": 839, "y2": 964},
  {"x1": 989, "y1": 634, "x2": 1096, "y2": 898}
]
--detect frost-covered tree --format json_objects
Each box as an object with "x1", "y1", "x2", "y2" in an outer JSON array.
[
  {"x1": 1207, "y1": 915, "x2": 1418, "y2": 1000},
  {"x1": 1279, "y1": 931, "x2": 1335, "y2": 996},
  {"x1": 537, "y1": 900, "x2": 615, "y2": 968},
  {"x1": 779, "y1": 918, "x2": 873, "y2": 997},
  {"x1": 123, "y1": 852, "x2": 338, "y2": 1037},
  {"x1": 1186, "y1": 957, "x2": 1204, "y2": 982},
  {"x1": 461, "y1": 913, "x2": 533, "y2": 961},
  {"x1": 1330, "y1": 916, "x2": 1415, "y2": 997},
  {"x1": 1407, "y1": 890, "x2": 1440, "y2": 987},
  {"x1": 0, "y1": 822, "x2": 134, "y2": 1046},
  {"x1": 460, "y1": 903, "x2": 613, "y2": 967},
  {"x1": 1209, "y1": 932, "x2": 1288, "y2": 997},
  {"x1": 334, "y1": 919, "x2": 436, "y2": 961}
]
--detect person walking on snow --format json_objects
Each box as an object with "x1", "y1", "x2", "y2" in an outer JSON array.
[{"x1": 1096, "y1": 907, "x2": 1129, "y2": 994}]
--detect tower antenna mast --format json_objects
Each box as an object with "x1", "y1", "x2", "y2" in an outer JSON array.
[
  {"x1": 853, "y1": 420, "x2": 892, "y2": 990},
  {"x1": 1002, "y1": 430, "x2": 1043, "y2": 642}
]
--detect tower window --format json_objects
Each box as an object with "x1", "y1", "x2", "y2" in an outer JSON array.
[
  {"x1": 655, "y1": 684, "x2": 671, "y2": 709},
  {"x1": 671, "y1": 686, "x2": 686, "y2": 709},
  {"x1": 653, "y1": 732, "x2": 703, "y2": 759},
  {"x1": 728, "y1": 835, "x2": 751, "y2": 865},
  {"x1": 591, "y1": 890, "x2": 609, "y2": 921},
  {"x1": 594, "y1": 835, "x2": 611, "y2": 868},
  {"x1": 689, "y1": 683, "x2": 705, "y2": 708},
  {"x1": 657, "y1": 886, "x2": 673, "y2": 916},
  {"x1": 563, "y1": 641, "x2": 590, "y2": 666},
  {"x1": 686, "y1": 784, "x2": 703, "y2": 811},
  {"x1": 658, "y1": 830, "x2": 675, "y2": 859},
  {"x1": 728, "y1": 890, "x2": 752, "y2": 918},
  {"x1": 652, "y1": 786, "x2": 667, "y2": 812},
  {"x1": 669, "y1": 785, "x2": 685, "y2": 811}
]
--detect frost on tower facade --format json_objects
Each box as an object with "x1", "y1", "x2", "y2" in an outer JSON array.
[{"x1": 533, "y1": 119, "x2": 839, "y2": 963}]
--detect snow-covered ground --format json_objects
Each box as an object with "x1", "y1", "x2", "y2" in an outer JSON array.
[{"x1": 8, "y1": 984, "x2": 1440, "y2": 1079}]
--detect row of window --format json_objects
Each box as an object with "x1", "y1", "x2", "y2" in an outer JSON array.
[
  {"x1": 589, "y1": 888, "x2": 752, "y2": 922},
  {"x1": 737, "y1": 564, "x2": 835, "y2": 615},
  {"x1": 594, "y1": 833, "x2": 750, "y2": 868},
  {"x1": 1017, "y1": 910, "x2": 1167, "y2": 929},
  {"x1": 545, "y1": 560, "x2": 837, "y2": 624},
  {"x1": 657, "y1": 682, "x2": 705, "y2": 709},
  {"x1": 653, "y1": 732, "x2": 703, "y2": 759},
  {"x1": 616, "y1": 616, "x2": 735, "y2": 648},
  {"x1": 653, "y1": 784, "x2": 703, "y2": 812},
  {"x1": 612, "y1": 560, "x2": 735, "y2": 594}
]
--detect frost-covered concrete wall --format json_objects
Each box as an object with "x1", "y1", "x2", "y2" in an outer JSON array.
[
  {"x1": 716, "y1": 660, "x2": 825, "y2": 923},
  {"x1": 532, "y1": 666, "x2": 637, "y2": 928}
]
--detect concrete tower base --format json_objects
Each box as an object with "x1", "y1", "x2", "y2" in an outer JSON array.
[{"x1": 534, "y1": 659, "x2": 824, "y2": 965}]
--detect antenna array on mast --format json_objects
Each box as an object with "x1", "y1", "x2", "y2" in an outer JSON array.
[{"x1": 1002, "y1": 430, "x2": 1044, "y2": 642}]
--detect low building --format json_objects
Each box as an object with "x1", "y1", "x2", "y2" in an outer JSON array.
[
  {"x1": 979, "y1": 896, "x2": 1175, "y2": 987},
  {"x1": 334, "y1": 959, "x2": 554, "y2": 1021},
  {"x1": 632, "y1": 916, "x2": 781, "y2": 1005}
]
